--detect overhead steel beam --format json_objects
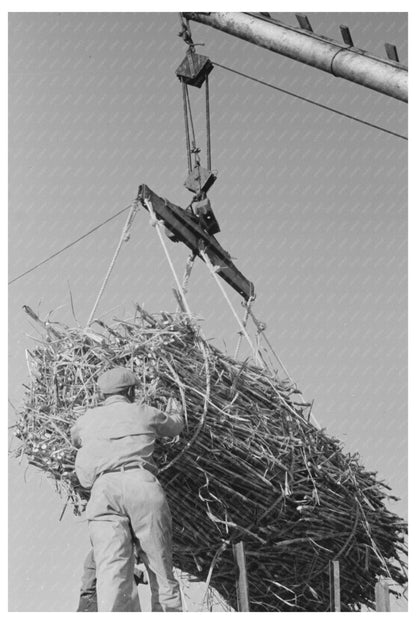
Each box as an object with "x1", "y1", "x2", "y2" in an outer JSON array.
[{"x1": 183, "y1": 12, "x2": 408, "y2": 103}]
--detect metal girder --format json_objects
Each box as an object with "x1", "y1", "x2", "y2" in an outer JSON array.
[{"x1": 138, "y1": 184, "x2": 255, "y2": 301}]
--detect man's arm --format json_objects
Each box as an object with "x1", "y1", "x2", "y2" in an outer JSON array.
[
  {"x1": 154, "y1": 398, "x2": 184, "y2": 437},
  {"x1": 71, "y1": 422, "x2": 82, "y2": 448}
]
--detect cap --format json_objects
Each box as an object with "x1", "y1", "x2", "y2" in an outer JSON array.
[{"x1": 97, "y1": 367, "x2": 138, "y2": 395}]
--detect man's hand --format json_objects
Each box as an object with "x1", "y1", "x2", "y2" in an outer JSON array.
[
  {"x1": 156, "y1": 397, "x2": 184, "y2": 437},
  {"x1": 166, "y1": 397, "x2": 182, "y2": 414},
  {"x1": 71, "y1": 424, "x2": 82, "y2": 449}
]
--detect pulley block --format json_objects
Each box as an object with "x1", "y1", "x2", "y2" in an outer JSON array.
[
  {"x1": 184, "y1": 164, "x2": 216, "y2": 194},
  {"x1": 176, "y1": 50, "x2": 213, "y2": 88}
]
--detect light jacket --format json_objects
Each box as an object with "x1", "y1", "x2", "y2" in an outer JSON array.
[{"x1": 71, "y1": 395, "x2": 183, "y2": 488}]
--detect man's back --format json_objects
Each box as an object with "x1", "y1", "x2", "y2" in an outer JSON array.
[{"x1": 72, "y1": 395, "x2": 183, "y2": 487}]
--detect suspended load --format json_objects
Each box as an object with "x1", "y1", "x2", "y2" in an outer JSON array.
[{"x1": 13, "y1": 306, "x2": 407, "y2": 611}]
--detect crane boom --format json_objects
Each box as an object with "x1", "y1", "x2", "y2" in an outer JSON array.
[{"x1": 183, "y1": 12, "x2": 408, "y2": 103}]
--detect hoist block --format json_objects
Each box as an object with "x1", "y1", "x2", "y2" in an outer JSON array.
[
  {"x1": 176, "y1": 50, "x2": 213, "y2": 88},
  {"x1": 193, "y1": 197, "x2": 220, "y2": 235},
  {"x1": 184, "y1": 165, "x2": 216, "y2": 194}
]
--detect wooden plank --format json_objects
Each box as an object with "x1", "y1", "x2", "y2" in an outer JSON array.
[
  {"x1": 385, "y1": 43, "x2": 400, "y2": 63},
  {"x1": 340, "y1": 25, "x2": 354, "y2": 47},
  {"x1": 329, "y1": 560, "x2": 341, "y2": 612},
  {"x1": 295, "y1": 14, "x2": 314, "y2": 32},
  {"x1": 375, "y1": 580, "x2": 391, "y2": 612},
  {"x1": 233, "y1": 541, "x2": 250, "y2": 611}
]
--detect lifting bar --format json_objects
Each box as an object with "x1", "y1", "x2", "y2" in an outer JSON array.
[{"x1": 137, "y1": 184, "x2": 255, "y2": 302}]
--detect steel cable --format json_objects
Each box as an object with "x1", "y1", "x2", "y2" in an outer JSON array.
[{"x1": 212, "y1": 61, "x2": 407, "y2": 141}]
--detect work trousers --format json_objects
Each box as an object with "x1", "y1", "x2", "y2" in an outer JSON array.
[
  {"x1": 77, "y1": 550, "x2": 98, "y2": 612},
  {"x1": 86, "y1": 468, "x2": 182, "y2": 612},
  {"x1": 76, "y1": 549, "x2": 147, "y2": 611}
]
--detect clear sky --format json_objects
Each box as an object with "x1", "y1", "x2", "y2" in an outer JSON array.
[{"x1": 8, "y1": 10, "x2": 407, "y2": 612}]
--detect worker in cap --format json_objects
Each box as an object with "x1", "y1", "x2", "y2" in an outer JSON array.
[{"x1": 71, "y1": 366, "x2": 183, "y2": 612}]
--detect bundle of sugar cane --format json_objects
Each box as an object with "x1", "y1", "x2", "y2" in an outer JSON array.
[{"x1": 12, "y1": 305, "x2": 407, "y2": 611}]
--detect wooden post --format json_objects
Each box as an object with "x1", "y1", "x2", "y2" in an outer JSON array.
[
  {"x1": 329, "y1": 560, "x2": 341, "y2": 612},
  {"x1": 375, "y1": 580, "x2": 391, "y2": 612},
  {"x1": 233, "y1": 541, "x2": 250, "y2": 611}
]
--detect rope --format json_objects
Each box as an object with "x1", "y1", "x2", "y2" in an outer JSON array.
[
  {"x1": 185, "y1": 85, "x2": 197, "y2": 152},
  {"x1": 181, "y1": 81, "x2": 192, "y2": 173},
  {"x1": 247, "y1": 308, "x2": 293, "y2": 382},
  {"x1": 178, "y1": 12, "x2": 194, "y2": 48},
  {"x1": 182, "y1": 252, "x2": 196, "y2": 293},
  {"x1": 247, "y1": 307, "x2": 321, "y2": 428},
  {"x1": 86, "y1": 200, "x2": 139, "y2": 327},
  {"x1": 198, "y1": 248, "x2": 265, "y2": 367},
  {"x1": 143, "y1": 198, "x2": 193, "y2": 317},
  {"x1": 8, "y1": 204, "x2": 131, "y2": 286},
  {"x1": 233, "y1": 298, "x2": 252, "y2": 360},
  {"x1": 184, "y1": 84, "x2": 203, "y2": 193},
  {"x1": 205, "y1": 76, "x2": 212, "y2": 170},
  {"x1": 212, "y1": 61, "x2": 407, "y2": 142}
]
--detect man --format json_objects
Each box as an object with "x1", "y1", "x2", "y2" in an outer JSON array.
[{"x1": 71, "y1": 366, "x2": 183, "y2": 612}]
